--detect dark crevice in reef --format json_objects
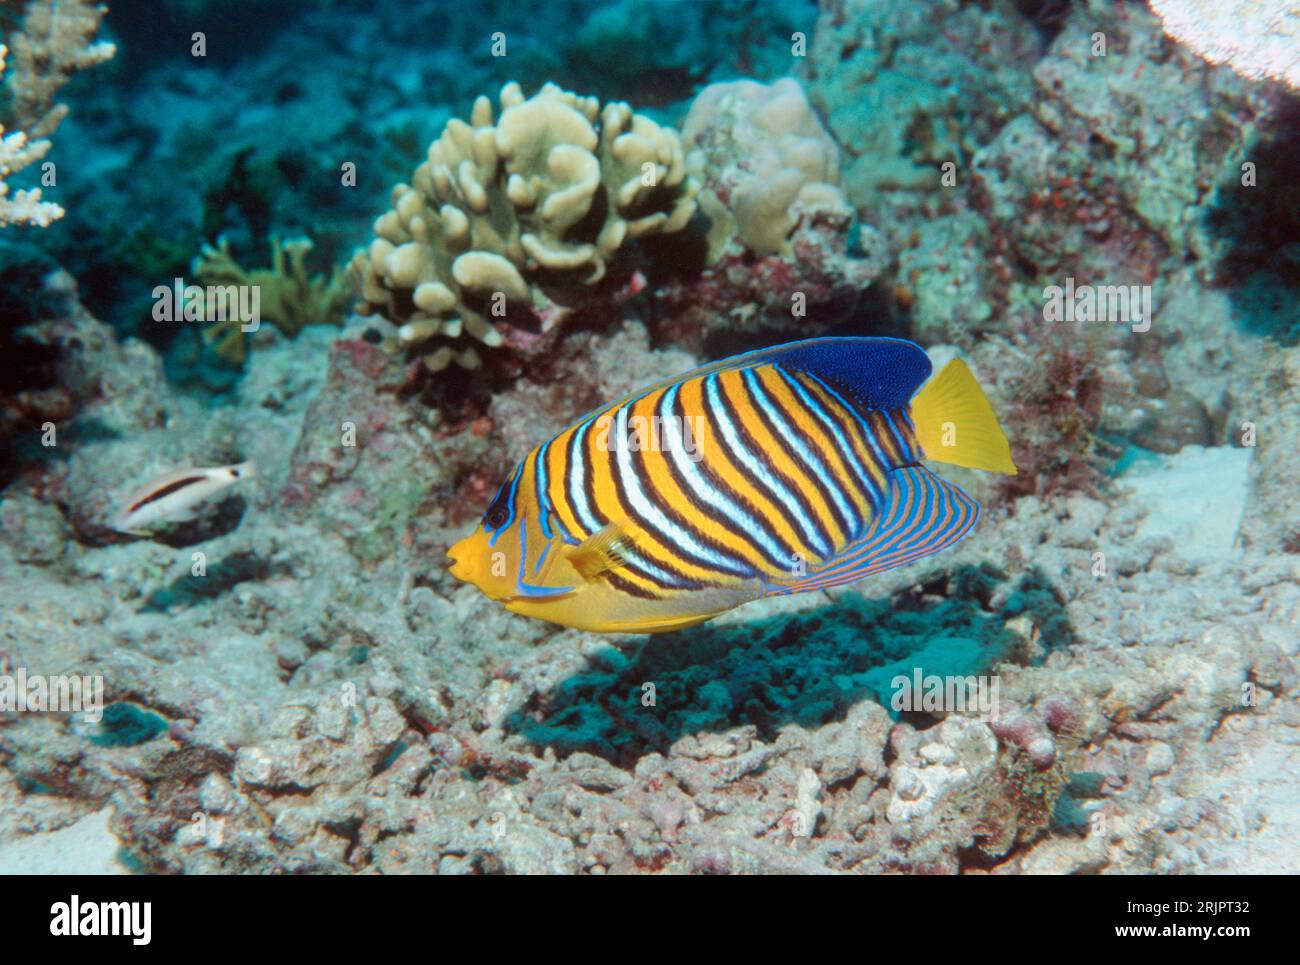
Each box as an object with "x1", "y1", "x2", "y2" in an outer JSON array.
[
  {"x1": 139, "y1": 540, "x2": 275, "y2": 612},
  {"x1": 0, "y1": 241, "x2": 72, "y2": 486},
  {"x1": 1008, "y1": 0, "x2": 1073, "y2": 46},
  {"x1": 1205, "y1": 95, "x2": 1300, "y2": 344}
]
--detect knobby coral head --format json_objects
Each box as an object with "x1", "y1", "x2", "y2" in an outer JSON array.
[{"x1": 348, "y1": 80, "x2": 700, "y2": 377}]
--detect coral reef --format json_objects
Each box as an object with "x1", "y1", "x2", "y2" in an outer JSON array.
[
  {"x1": 797, "y1": 0, "x2": 1281, "y2": 501},
  {"x1": 1017, "y1": 3, "x2": 1263, "y2": 268},
  {"x1": 0, "y1": 0, "x2": 1297, "y2": 880},
  {"x1": 803, "y1": 0, "x2": 1043, "y2": 225},
  {"x1": 349, "y1": 81, "x2": 699, "y2": 374},
  {"x1": 194, "y1": 237, "x2": 351, "y2": 366}
]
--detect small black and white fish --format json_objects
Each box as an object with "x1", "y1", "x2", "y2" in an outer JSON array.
[{"x1": 112, "y1": 461, "x2": 256, "y2": 536}]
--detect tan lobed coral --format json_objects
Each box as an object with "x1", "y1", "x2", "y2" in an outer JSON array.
[
  {"x1": 4, "y1": 0, "x2": 117, "y2": 140},
  {"x1": 349, "y1": 81, "x2": 699, "y2": 373},
  {"x1": 652, "y1": 77, "x2": 886, "y2": 355},
  {"x1": 195, "y1": 237, "x2": 351, "y2": 366},
  {"x1": 681, "y1": 77, "x2": 853, "y2": 259}
]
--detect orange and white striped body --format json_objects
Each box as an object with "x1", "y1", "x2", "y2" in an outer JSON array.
[{"x1": 448, "y1": 338, "x2": 1015, "y2": 633}]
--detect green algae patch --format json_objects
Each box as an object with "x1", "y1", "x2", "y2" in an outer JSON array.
[{"x1": 92, "y1": 703, "x2": 169, "y2": 748}]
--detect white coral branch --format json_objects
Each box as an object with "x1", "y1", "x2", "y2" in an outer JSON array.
[
  {"x1": 0, "y1": 0, "x2": 116, "y2": 228},
  {"x1": 0, "y1": 45, "x2": 63, "y2": 227},
  {"x1": 5, "y1": 0, "x2": 118, "y2": 138}
]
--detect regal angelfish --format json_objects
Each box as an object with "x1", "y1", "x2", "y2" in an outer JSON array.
[{"x1": 448, "y1": 338, "x2": 1017, "y2": 633}]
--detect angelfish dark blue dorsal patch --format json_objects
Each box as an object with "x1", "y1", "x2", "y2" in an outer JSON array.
[{"x1": 759, "y1": 337, "x2": 932, "y2": 412}]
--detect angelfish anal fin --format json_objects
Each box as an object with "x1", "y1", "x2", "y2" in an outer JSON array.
[
  {"x1": 772, "y1": 465, "x2": 981, "y2": 594},
  {"x1": 568, "y1": 523, "x2": 634, "y2": 581}
]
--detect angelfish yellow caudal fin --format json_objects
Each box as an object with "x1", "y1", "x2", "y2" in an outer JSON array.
[{"x1": 909, "y1": 358, "x2": 1018, "y2": 475}]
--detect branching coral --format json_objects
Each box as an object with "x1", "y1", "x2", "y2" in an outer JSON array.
[
  {"x1": 349, "y1": 81, "x2": 699, "y2": 373},
  {"x1": 0, "y1": 0, "x2": 114, "y2": 227},
  {"x1": 0, "y1": 45, "x2": 60, "y2": 227},
  {"x1": 195, "y1": 237, "x2": 351, "y2": 365},
  {"x1": 3, "y1": 0, "x2": 116, "y2": 139}
]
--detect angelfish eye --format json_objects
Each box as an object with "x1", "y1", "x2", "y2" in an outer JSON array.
[{"x1": 483, "y1": 483, "x2": 511, "y2": 530}]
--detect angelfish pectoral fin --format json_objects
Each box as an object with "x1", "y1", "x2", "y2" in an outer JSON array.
[{"x1": 567, "y1": 523, "x2": 634, "y2": 582}]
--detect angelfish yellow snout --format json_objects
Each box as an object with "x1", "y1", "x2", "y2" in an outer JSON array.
[{"x1": 447, "y1": 538, "x2": 471, "y2": 581}]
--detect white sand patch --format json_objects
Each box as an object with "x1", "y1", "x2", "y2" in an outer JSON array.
[
  {"x1": 1120, "y1": 445, "x2": 1253, "y2": 560},
  {"x1": 0, "y1": 807, "x2": 130, "y2": 874}
]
